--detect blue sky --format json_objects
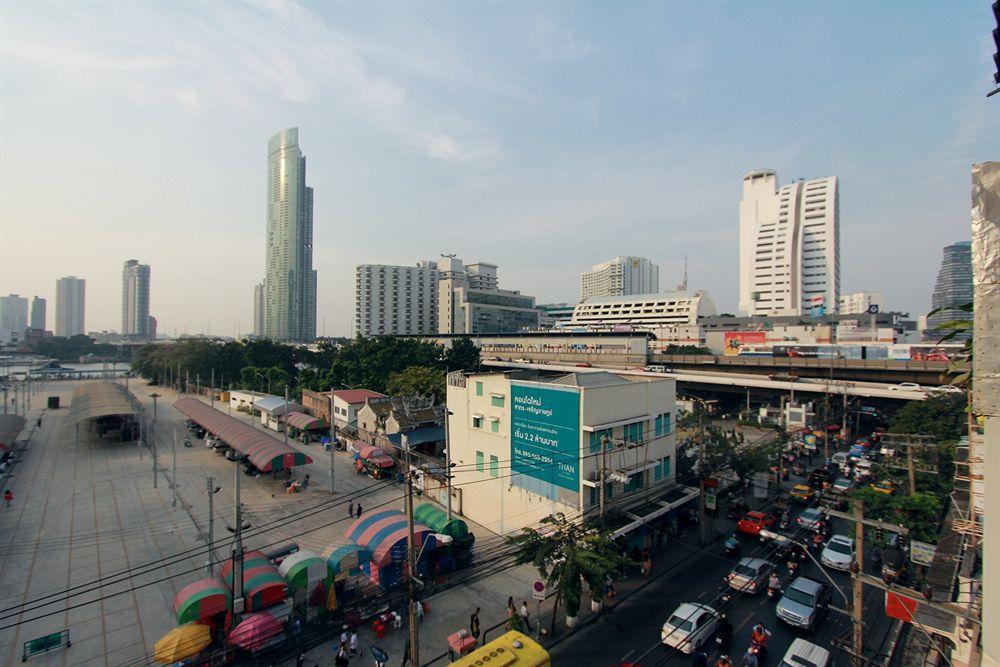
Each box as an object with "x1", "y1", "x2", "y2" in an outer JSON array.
[{"x1": 1, "y1": 1, "x2": 995, "y2": 336}]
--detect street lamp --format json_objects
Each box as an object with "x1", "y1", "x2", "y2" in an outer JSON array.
[{"x1": 150, "y1": 392, "x2": 161, "y2": 489}]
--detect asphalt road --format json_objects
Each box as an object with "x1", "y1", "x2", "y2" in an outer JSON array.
[{"x1": 551, "y1": 479, "x2": 896, "y2": 666}]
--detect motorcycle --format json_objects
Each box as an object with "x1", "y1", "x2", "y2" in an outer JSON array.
[
  {"x1": 767, "y1": 579, "x2": 782, "y2": 600},
  {"x1": 779, "y1": 514, "x2": 791, "y2": 530},
  {"x1": 723, "y1": 535, "x2": 742, "y2": 558},
  {"x1": 715, "y1": 618, "x2": 733, "y2": 651},
  {"x1": 183, "y1": 438, "x2": 192, "y2": 448}
]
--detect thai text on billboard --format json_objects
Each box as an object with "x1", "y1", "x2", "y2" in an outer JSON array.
[
  {"x1": 510, "y1": 383, "x2": 581, "y2": 491},
  {"x1": 724, "y1": 331, "x2": 766, "y2": 356}
]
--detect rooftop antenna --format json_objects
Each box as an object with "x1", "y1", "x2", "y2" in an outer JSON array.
[{"x1": 677, "y1": 255, "x2": 688, "y2": 291}]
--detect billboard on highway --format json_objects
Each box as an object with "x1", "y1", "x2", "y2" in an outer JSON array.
[
  {"x1": 510, "y1": 382, "x2": 581, "y2": 491},
  {"x1": 724, "y1": 331, "x2": 766, "y2": 356}
]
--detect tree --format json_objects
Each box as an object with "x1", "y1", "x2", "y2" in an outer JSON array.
[
  {"x1": 890, "y1": 395, "x2": 966, "y2": 442},
  {"x1": 387, "y1": 366, "x2": 446, "y2": 403},
  {"x1": 505, "y1": 513, "x2": 630, "y2": 632},
  {"x1": 849, "y1": 488, "x2": 943, "y2": 544},
  {"x1": 444, "y1": 337, "x2": 480, "y2": 372}
]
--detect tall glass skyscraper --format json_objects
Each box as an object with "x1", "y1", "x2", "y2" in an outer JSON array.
[
  {"x1": 265, "y1": 128, "x2": 316, "y2": 342},
  {"x1": 122, "y1": 259, "x2": 151, "y2": 338},
  {"x1": 926, "y1": 241, "x2": 972, "y2": 341}
]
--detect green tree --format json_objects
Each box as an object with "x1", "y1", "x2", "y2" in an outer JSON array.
[
  {"x1": 889, "y1": 395, "x2": 966, "y2": 441},
  {"x1": 387, "y1": 366, "x2": 446, "y2": 402},
  {"x1": 505, "y1": 513, "x2": 630, "y2": 632},
  {"x1": 850, "y1": 488, "x2": 943, "y2": 544},
  {"x1": 444, "y1": 338, "x2": 481, "y2": 371}
]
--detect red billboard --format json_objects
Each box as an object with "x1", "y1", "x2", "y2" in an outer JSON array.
[
  {"x1": 724, "y1": 331, "x2": 766, "y2": 356},
  {"x1": 885, "y1": 591, "x2": 919, "y2": 623}
]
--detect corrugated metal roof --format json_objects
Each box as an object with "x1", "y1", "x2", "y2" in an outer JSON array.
[
  {"x1": 548, "y1": 371, "x2": 629, "y2": 388},
  {"x1": 252, "y1": 397, "x2": 304, "y2": 413},
  {"x1": 65, "y1": 382, "x2": 139, "y2": 427},
  {"x1": 285, "y1": 412, "x2": 326, "y2": 430},
  {"x1": 0, "y1": 414, "x2": 26, "y2": 451}
]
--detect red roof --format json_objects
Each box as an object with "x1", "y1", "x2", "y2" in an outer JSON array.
[{"x1": 333, "y1": 389, "x2": 386, "y2": 405}]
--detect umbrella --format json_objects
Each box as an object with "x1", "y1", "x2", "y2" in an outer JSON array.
[
  {"x1": 227, "y1": 611, "x2": 283, "y2": 651},
  {"x1": 154, "y1": 624, "x2": 211, "y2": 663}
]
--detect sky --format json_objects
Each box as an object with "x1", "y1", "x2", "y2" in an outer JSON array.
[{"x1": 1, "y1": 1, "x2": 996, "y2": 337}]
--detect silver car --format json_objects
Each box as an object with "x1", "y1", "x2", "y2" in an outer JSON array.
[
  {"x1": 726, "y1": 557, "x2": 776, "y2": 595},
  {"x1": 776, "y1": 577, "x2": 831, "y2": 630}
]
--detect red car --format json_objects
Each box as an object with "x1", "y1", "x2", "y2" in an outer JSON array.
[{"x1": 736, "y1": 511, "x2": 776, "y2": 536}]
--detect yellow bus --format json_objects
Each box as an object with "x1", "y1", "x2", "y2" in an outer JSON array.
[{"x1": 449, "y1": 631, "x2": 550, "y2": 667}]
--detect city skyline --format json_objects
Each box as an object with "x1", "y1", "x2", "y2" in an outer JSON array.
[{"x1": 0, "y1": 3, "x2": 992, "y2": 336}]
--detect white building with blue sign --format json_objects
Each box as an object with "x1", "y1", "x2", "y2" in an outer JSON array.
[{"x1": 446, "y1": 368, "x2": 681, "y2": 535}]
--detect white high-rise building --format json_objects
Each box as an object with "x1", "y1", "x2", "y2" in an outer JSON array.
[
  {"x1": 355, "y1": 262, "x2": 440, "y2": 336},
  {"x1": 839, "y1": 291, "x2": 884, "y2": 314},
  {"x1": 581, "y1": 256, "x2": 659, "y2": 301},
  {"x1": 252, "y1": 282, "x2": 266, "y2": 337},
  {"x1": 739, "y1": 170, "x2": 839, "y2": 316},
  {"x1": 122, "y1": 259, "x2": 152, "y2": 338},
  {"x1": 0, "y1": 294, "x2": 29, "y2": 344},
  {"x1": 55, "y1": 276, "x2": 86, "y2": 337},
  {"x1": 438, "y1": 257, "x2": 538, "y2": 334},
  {"x1": 30, "y1": 297, "x2": 46, "y2": 331}
]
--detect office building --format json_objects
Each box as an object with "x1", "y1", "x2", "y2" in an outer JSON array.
[
  {"x1": 581, "y1": 256, "x2": 659, "y2": 301},
  {"x1": 0, "y1": 294, "x2": 29, "y2": 344},
  {"x1": 925, "y1": 241, "x2": 972, "y2": 341},
  {"x1": 121, "y1": 259, "x2": 152, "y2": 338},
  {"x1": 265, "y1": 127, "x2": 316, "y2": 342},
  {"x1": 253, "y1": 282, "x2": 266, "y2": 337},
  {"x1": 438, "y1": 257, "x2": 538, "y2": 334},
  {"x1": 446, "y1": 368, "x2": 681, "y2": 534},
  {"x1": 55, "y1": 276, "x2": 86, "y2": 337},
  {"x1": 355, "y1": 262, "x2": 439, "y2": 336},
  {"x1": 571, "y1": 290, "x2": 716, "y2": 330},
  {"x1": 30, "y1": 297, "x2": 46, "y2": 331},
  {"x1": 839, "y1": 291, "x2": 884, "y2": 315},
  {"x1": 739, "y1": 170, "x2": 840, "y2": 317},
  {"x1": 537, "y1": 303, "x2": 577, "y2": 329}
]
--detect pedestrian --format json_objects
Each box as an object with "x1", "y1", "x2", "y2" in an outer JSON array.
[
  {"x1": 604, "y1": 573, "x2": 616, "y2": 599},
  {"x1": 292, "y1": 617, "x2": 302, "y2": 642},
  {"x1": 740, "y1": 647, "x2": 758, "y2": 667},
  {"x1": 470, "y1": 607, "x2": 481, "y2": 640},
  {"x1": 349, "y1": 629, "x2": 359, "y2": 656},
  {"x1": 641, "y1": 550, "x2": 652, "y2": 578},
  {"x1": 296, "y1": 653, "x2": 305, "y2": 667},
  {"x1": 401, "y1": 636, "x2": 411, "y2": 667},
  {"x1": 335, "y1": 643, "x2": 350, "y2": 667},
  {"x1": 3, "y1": 490, "x2": 11, "y2": 507},
  {"x1": 356, "y1": 503, "x2": 363, "y2": 519},
  {"x1": 349, "y1": 501, "x2": 354, "y2": 518},
  {"x1": 507, "y1": 596, "x2": 515, "y2": 617},
  {"x1": 518, "y1": 600, "x2": 531, "y2": 631},
  {"x1": 340, "y1": 625, "x2": 349, "y2": 648},
  {"x1": 36, "y1": 416, "x2": 42, "y2": 427}
]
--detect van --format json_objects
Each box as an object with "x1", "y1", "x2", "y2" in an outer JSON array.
[{"x1": 831, "y1": 452, "x2": 849, "y2": 470}]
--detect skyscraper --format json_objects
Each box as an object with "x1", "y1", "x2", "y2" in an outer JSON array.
[
  {"x1": 252, "y1": 281, "x2": 266, "y2": 337},
  {"x1": 265, "y1": 128, "x2": 316, "y2": 342},
  {"x1": 580, "y1": 256, "x2": 659, "y2": 301},
  {"x1": 925, "y1": 241, "x2": 972, "y2": 340},
  {"x1": 739, "y1": 170, "x2": 839, "y2": 316},
  {"x1": 55, "y1": 276, "x2": 86, "y2": 337},
  {"x1": 122, "y1": 259, "x2": 152, "y2": 338},
  {"x1": 30, "y1": 297, "x2": 46, "y2": 331},
  {"x1": 0, "y1": 294, "x2": 28, "y2": 344}
]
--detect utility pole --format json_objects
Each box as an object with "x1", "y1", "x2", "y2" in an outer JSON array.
[
  {"x1": 852, "y1": 501, "x2": 865, "y2": 667},
  {"x1": 210, "y1": 369, "x2": 215, "y2": 409},
  {"x1": 150, "y1": 393, "x2": 161, "y2": 489},
  {"x1": 232, "y1": 459, "x2": 245, "y2": 624},
  {"x1": 206, "y1": 476, "x2": 215, "y2": 574},
  {"x1": 445, "y1": 409, "x2": 453, "y2": 521},
  {"x1": 328, "y1": 392, "x2": 337, "y2": 495},
  {"x1": 172, "y1": 429, "x2": 178, "y2": 510},
  {"x1": 283, "y1": 386, "x2": 289, "y2": 447},
  {"x1": 404, "y1": 438, "x2": 420, "y2": 667},
  {"x1": 697, "y1": 402, "x2": 708, "y2": 545},
  {"x1": 907, "y1": 445, "x2": 917, "y2": 496},
  {"x1": 599, "y1": 434, "x2": 609, "y2": 523}
]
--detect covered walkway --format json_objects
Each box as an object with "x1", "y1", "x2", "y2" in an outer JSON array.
[
  {"x1": 65, "y1": 382, "x2": 140, "y2": 427},
  {"x1": 0, "y1": 414, "x2": 27, "y2": 452},
  {"x1": 173, "y1": 398, "x2": 312, "y2": 472}
]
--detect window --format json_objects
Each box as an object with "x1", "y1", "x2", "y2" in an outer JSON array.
[
  {"x1": 655, "y1": 412, "x2": 671, "y2": 437},
  {"x1": 476, "y1": 451, "x2": 484, "y2": 472},
  {"x1": 625, "y1": 421, "x2": 644, "y2": 443},
  {"x1": 490, "y1": 394, "x2": 505, "y2": 408},
  {"x1": 475, "y1": 382, "x2": 483, "y2": 396},
  {"x1": 489, "y1": 455, "x2": 499, "y2": 477},
  {"x1": 661, "y1": 456, "x2": 671, "y2": 479},
  {"x1": 589, "y1": 428, "x2": 612, "y2": 453},
  {"x1": 472, "y1": 415, "x2": 483, "y2": 429},
  {"x1": 490, "y1": 418, "x2": 500, "y2": 433}
]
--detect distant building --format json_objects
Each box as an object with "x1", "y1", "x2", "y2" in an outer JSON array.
[
  {"x1": 253, "y1": 281, "x2": 266, "y2": 337},
  {"x1": 581, "y1": 256, "x2": 659, "y2": 301},
  {"x1": 301, "y1": 388, "x2": 387, "y2": 429},
  {"x1": 570, "y1": 290, "x2": 716, "y2": 330},
  {"x1": 839, "y1": 291, "x2": 884, "y2": 314},
  {"x1": 55, "y1": 276, "x2": 86, "y2": 337},
  {"x1": 148, "y1": 315, "x2": 157, "y2": 340},
  {"x1": 30, "y1": 297, "x2": 46, "y2": 331},
  {"x1": 438, "y1": 257, "x2": 538, "y2": 334},
  {"x1": 356, "y1": 395, "x2": 445, "y2": 455},
  {"x1": 265, "y1": 127, "x2": 316, "y2": 342},
  {"x1": 355, "y1": 262, "x2": 439, "y2": 336},
  {"x1": 739, "y1": 170, "x2": 839, "y2": 316},
  {"x1": 925, "y1": 241, "x2": 972, "y2": 341},
  {"x1": 0, "y1": 294, "x2": 28, "y2": 344},
  {"x1": 121, "y1": 259, "x2": 152, "y2": 339},
  {"x1": 537, "y1": 303, "x2": 576, "y2": 329}
]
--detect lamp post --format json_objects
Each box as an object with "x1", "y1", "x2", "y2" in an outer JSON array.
[{"x1": 150, "y1": 392, "x2": 161, "y2": 489}]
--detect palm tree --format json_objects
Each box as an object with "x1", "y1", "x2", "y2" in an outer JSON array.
[{"x1": 505, "y1": 513, "x2": 631, "y2": 633}]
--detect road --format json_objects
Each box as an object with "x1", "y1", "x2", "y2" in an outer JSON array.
[{"x1": 551, "y1": 482, "x2": 898, "y2": 666}]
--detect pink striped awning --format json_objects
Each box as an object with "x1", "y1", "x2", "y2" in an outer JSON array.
[{"x1": 344, "y1": 509, "x2": 436, "y2": 568}]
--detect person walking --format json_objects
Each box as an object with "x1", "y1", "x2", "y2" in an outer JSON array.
[
  {"x1": 356, "y1": 503, "x2": 363, "y2": 519},
  {"x1": 518, "y1": 600, "x2": 532, "y2": 631},
  {"x1": 335, "y1": 643, "x2": 350, "y2": 667},
  {"x1": 3, "y1": 490, "x2": 12, "y2": 507},
  {"x1": 295, "y1": 653, "x2": 305, "y2": 667},
  {"x1": 507, "y1": 596, "x2": 515, "y2": 617},
  {"x1": 349, "y1": 629, "x2": 359, "y2": 656},
  {"x1": 470, "y1": 607, "x2": 481, "y2": 641},
  {"x1": 641, "y1": 550, "x2": 652, "y2": 578},
  {"x1": 349, "y1": 501, "x2": 355, "y2": 518}
]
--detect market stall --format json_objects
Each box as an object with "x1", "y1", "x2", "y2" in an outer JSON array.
[{"x1": 173, "y1": 578, "x2": 231, "y2": 625}]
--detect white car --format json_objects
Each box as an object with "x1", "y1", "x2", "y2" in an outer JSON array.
[
  {"x1": 930, "y1": 385, "x2": 964, "y2": 395},
  {"x1": 889, "y1": 382, "x2": 921, "y2": 391},
  {"x1": 797, "y1": 507, "x2": 825, "y2": 531},
  {"x1": 779, "y1": 638, "x2": 831, "y2": 667},
  {"x1": 661, "y1": 602, "x2": 718, "y2": 654},
  {"x1": 831, "y1": 477, "x2": 853, "y2": 494},
  {"x1": 821, "y1": 535, "x2": 855, "y2": 571}
]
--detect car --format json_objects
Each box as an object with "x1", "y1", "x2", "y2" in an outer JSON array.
[
  {"x1": 871, "y1": 479, "x2": 896, "y2": 495},
  {"x1": 661, "y1": 603, "x2": 718, "y2": 653},
  {"x1": 930, "y1": 384, "x2": 964, "y2": 395},
  {"x1": 726, "y1": 558, "x2": 777, "y2": 595},
  {"x1": 889, "y1": 382, "x2": 922, "y2": 391},
  {"x1": 789, "y1": 484, "x2": 816, "y2": 504},
  {"x1": 769, "y1": 373, "x2": 799, "y2": 382},
  {"x1": 830, "y1": 477, "x2": 853, "y2": 494},
  {"x1": 853, "y1": 459, "x2": 874, "y2": 481},
  {"x1": 645, "y1": 365, "x2": 666, "y2": 373},
  {"x1": 821, "y1": 535, "x2": 855, "y2": 571},
  {"x1": 736, "y1": 511, "x2": 776, "y2": 536},
  {"x1": 779, "y1": 638, "x2": 831, "y2": 667},
  {"x1": 831, "y1": 452, "x2": 849, "y2": 469},
  {"x1": 797, "y1": 507, "x2": 825, "y2": 531},
  {"x1": 817, "y1": 493, "x2": 847, "y2": 512},
  {"x1": 807, "y1": 467, "x2": 833, "y2": 488},
  {"x1": 776, "y1": 577, "x2": 831, "y2": 630},
  {"x1": 575, "y1": 362, "x2": 592, "y2": 368}
]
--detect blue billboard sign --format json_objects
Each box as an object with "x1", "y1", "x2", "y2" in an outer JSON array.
[{"x1": 510, "y1": 383, "x2": 581, "y2": 491}]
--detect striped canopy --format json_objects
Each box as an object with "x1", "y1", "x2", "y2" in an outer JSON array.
[
  {"x1": 173, "y1": 578, "x2": 231, "y2": 624},
  {"x1": 345, "y1": 509, "x2": 436, "y2": 568},
  {"x1": 220, "y1": 551, "x2": 271, "y2": 588},
  {"x1": 357, "y1": 444, "x2": 385, "y2": 459},
  {"x1": 326, "y1": 544, "x2": 372, "y2": 579},
  {"x1": 278, "y1": 550, "x2": 327, "y2": 592},
  {"x1": 174, "y1": 398, "x2": 312, "y2": 471}
]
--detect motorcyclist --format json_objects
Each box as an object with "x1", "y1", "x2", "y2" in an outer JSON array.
[
  {"x1": 780, "y1": 510, "x2": 791, "y2": 528},
  {"x1": 768, "y1": 572, "x2": 781, "y2": 595},
  {"x1": 750, "y1": 623, "x2": 771, "y2": 657},
  {"x1": 740, "y1": 647, "x2": 759, "y2": 667},
  {"x1": 715, "y1": 613, "x2": 733, "y2": 649},
  {"x1": 715, "y1": 655, "x2": 732, "y2": 667}
]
